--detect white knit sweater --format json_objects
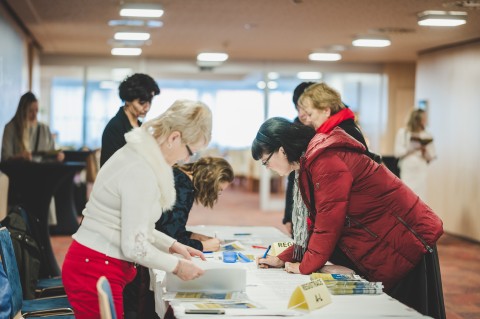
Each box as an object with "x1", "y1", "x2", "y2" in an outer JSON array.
[{"x1": 73, "y1": 128, "x2": 179, "y2": 272}]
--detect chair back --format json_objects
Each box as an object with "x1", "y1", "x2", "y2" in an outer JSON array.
[
  {"x1": 96, "y1": 276, "x2": 117, "y2": 319},
  {"x1": 0, "y1": 172, "x2": 9, "y2": 222},
  {"x1": 0, "y1": 227, "x2": 23, "y2": 317}
]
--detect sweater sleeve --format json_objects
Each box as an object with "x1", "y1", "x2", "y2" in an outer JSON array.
[
  {"x1": 298, "y1": 153, "x2": 353, "y2": 275},
  {"x1": 1, "y1": 123, "x2": 15, "y2": 161},
  {"x1": 119, "y1": 167, "x2": 179, "y2": 272}
]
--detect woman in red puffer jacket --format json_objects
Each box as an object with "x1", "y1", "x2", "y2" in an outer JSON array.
[{"x1": 252, "y1": 117, "x2": 445, "y2": 319}]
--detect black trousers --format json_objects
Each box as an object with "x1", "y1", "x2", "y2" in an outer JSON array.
[
  {"x1": 124, "y1": 265, "x2": 159, "y2": 319},
  {"x1": 330, "y1": 245, "x2": 446, "y2": 319}
]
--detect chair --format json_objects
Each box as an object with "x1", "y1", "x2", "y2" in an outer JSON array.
[
  {"x1": 0, "y1": 171, "x2": 9, "y2": 222},
  {"x1": 97, "y1": 276, "x2": 117, "y2": 319},
  {"x1": 0, "y1": 227, "x2": 74, "y2": 318}
]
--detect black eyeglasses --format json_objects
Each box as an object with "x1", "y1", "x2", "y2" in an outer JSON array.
[
  {"x1": 185, "y1": 144, "x2": 194, "y2": 157},
  {"x1": 261, "y1": 152, "x2": 274, "y2": 166}
]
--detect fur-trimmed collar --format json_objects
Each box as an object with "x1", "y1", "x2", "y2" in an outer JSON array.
[{"x1": 124, "y1": 128, "x2": 176, "y2": 210}]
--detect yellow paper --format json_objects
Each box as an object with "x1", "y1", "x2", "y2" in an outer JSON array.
[
  {"x1": 288, "y1": 279, "x2": 331, "y2": 311},
  {"x1": 269, "y1": 242, "x2": 293, "y2": 256}
]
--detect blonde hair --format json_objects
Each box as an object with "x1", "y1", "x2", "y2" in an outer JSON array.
[
  {"x1": 298, "y1": 82, "x2": 344, "y2": 115},
  {"x1": 177, "y1": 157, "x2": 234, "y2": 208},
  {"x1": 143, "y1": 99, "x2": 212, "y2": 146},
  {"x1": 407, "y1": 109, "x2": 425, "y2": 133}
]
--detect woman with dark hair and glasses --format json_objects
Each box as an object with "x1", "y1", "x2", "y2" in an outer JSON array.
[
  {"x1": 252, "y1": 117, "x2": 445, "y2": 319},
  {"x1": 100, "y1": 73, "x2": 160, "y2": 166}
]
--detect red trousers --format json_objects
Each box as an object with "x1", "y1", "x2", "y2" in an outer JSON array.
[{"x1": 62, "y1": 240, "x2": 137, "y2": 319}]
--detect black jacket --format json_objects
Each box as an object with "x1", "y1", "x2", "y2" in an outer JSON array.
[{"x1": 100, "y1": 107, "x2": 141, "y2": 167}]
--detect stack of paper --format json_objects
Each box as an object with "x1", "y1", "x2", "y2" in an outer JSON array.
[{"x1": 310, "y1": 273, "x2": 383, "y2": 295}]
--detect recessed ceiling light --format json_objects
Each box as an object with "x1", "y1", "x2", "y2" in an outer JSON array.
[
  {"x1": 268, "y1": 72, "x2": 279, "y2": 80},
  {"x1": 120, "y1": 3, "x2": 164, "y2": 18},
  {"x1": 197, "y1": 52, "x2": 229, "y2": 62},
  {"x1": 352, "y1": 35, "x2": 391, "y2": 47},
  {"x1": 417, "y1": 10, "x2": 467, "y2": 27},
  {"x1": 108, "y1": 20, "x2": 163, "y2": 28},
  {"x1": 114, "y1": 32, "x2": 150, "y2": 41},
  {"x1": 297, "y1": 72, "x2": 322, "y2": 80},
  {"x1": 308, "y1": 52, "x2": 342, "y2": 61},
  {"x1": 111, "y1": 48, "x2": 142, "y2": 56}
]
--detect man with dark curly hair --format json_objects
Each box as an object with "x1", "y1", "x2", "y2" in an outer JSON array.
[{"x1": 100, "y1": 73, "x2": 160, "y2": 166}]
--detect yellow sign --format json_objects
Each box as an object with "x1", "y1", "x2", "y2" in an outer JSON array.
[
  {"x1": 269, "y1": 241, "x2": 293, "y2": 256},
  {"x1": 288, "y1": 279, "x2": 332, "y2": 311}
]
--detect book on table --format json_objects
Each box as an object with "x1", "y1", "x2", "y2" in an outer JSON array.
[{"x1": 310, "y1": 273, "x2": 383, "y2": 295}]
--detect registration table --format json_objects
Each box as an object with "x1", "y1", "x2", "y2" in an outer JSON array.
[{"x1": 152, "y1": 226, "x2": 431, "y2": 319}]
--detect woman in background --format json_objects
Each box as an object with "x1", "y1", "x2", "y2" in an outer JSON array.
[
  {"x1": 394, "y1": 108, "x2": 436, "y2": 200},
  {"x1": 100, "y1": 73, "x2": 160, "y2": 166},
  {"x1": 62, "y1": 100, "x2": 212, "y2": 319},
  {"x1": 2, "y1": 92, "x2": 63, "y2": 162}
]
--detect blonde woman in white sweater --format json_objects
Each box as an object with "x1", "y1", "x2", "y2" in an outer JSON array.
[{"x1": 62, "y1": 100, "x2": 212, "y2": 319}]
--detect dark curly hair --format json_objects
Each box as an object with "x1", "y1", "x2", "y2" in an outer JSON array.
[
  {"x1": 176, "y1": 157, "x2": 234, "y2": 209},
  {"x1": 118, "y1": 73, "x2": 160, "y2": 103}
]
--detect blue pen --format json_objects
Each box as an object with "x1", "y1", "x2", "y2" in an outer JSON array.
[
  {"x1": 234, "y1": 233, "x2": 252, "y2": 236},
  {"x1": 262, "y1": 245, "x2": 271, "y2": 258}
]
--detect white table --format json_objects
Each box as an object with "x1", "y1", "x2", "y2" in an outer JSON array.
[{"x1": 152, "y1": 226, "x2": 432, "y2": 319}]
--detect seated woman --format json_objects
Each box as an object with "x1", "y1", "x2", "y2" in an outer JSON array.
[
  {"x1": 252, "y1": 117, "x2": 445, "y2": 319},
  {"x1": 156, "y1": 156, "x2": 234, "y2": 252},
  {"x1": 2, "y1": 92, "x2": 63, "y2": 162}
]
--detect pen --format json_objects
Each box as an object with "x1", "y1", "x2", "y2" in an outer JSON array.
[
  {"x1": 262, "y1": 245, "x2": 271, "y2": 258},
  {"x1": 234, "y1": 233, "x2": 252, "y2": 236},
  {"x1": 252, "y1": 245, "x2": 268, "y2": 249}
]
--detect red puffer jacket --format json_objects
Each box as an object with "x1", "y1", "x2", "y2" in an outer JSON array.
[{"x1": 278, "y1": 127, "x2": 443, "y2": 290}]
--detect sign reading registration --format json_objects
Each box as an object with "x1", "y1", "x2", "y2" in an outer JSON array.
[{"x1": 288, "y1": 278, "x2": 332, "y2": 311}]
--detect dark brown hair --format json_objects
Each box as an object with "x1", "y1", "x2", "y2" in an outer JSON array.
[{"x1": 10, "y1": 92, "x2": 38, "y2": 152}]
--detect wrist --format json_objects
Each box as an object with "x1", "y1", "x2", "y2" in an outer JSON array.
[{"x1": 172, "y1": 260, "x2": 181, "y2": 274}]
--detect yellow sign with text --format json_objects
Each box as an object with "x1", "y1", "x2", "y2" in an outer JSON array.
[
  {"x1": 269, "y1": 241, "x2": 293, "y2": 256},
  {"x1": 288, "y1": 279, "x2": 332, "y2": 311}
]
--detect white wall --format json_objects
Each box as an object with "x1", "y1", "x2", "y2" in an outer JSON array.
[{"x1": 416, "y1": 40, "x2": 480, "y2": 242}]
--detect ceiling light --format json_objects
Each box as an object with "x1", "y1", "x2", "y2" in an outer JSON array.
[
  {"x1": 267, "y1": 81, "x2": 278, "y2": 89},
  {"x1": 114, "y1": 32, "x2": 150, "y2": 41},
  {"x1": 417, "y1": 10, "x2": 467, "y2": 27},
  {"x1": 257, "y1": 81, "x2": 266, "y2": 90},
  {"x1": 197, "y1": 52, "x2": 229, "y2": 62},
  {"x1": 111, "y1": 48, "x2": 142, "y2": 56},
  {"x1": 352, "y1": 35, "x2": 391, "y2": 47},
  {"x1": 268, "y1": 72, "x2": 279, "y2": 80},
  {"x1": 297, "y1": 72, "x2": 322, "y2": 80},
  {"x1": 120, "y1": 3, "x2": 164, "y2": 18},
  {"x1": 309, "y1": 52, "x2": 342, "y2": 61}
]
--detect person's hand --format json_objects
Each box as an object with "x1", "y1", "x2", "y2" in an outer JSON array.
[
  {"x1": 21, "y1": 151, "x2": 32, "y2": 161},
  {"x1": 56, "y1": 151, "x2": 65, "y2": 162},
  {"x1": 190, "y1": 232, "x2": 211, "y2": 241},
  {"x1": 201, "y1": 238, "x2": 221, "y2": 252},
  {"x1": 284, "y1": 262, "x2": 301, "y2": 274},
  {"x1": 169, "y1": 241, "x2": 206, "y2": 261},
  {"x1": 172, "y1": 259, "x2": 205, "y2": 281},
  {"x1": 257, "y1": 255, "x2": 285, "y2": 269},
  {"x1": 284, "y1": 222, "x2": 293, "y2": 236}
]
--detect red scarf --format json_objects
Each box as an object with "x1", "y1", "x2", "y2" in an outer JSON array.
[{"x1": 317, "y1": 108, "x2": 355, "y2": 134}]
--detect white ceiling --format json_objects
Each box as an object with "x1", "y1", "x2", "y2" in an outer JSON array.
[{"x1": 5, "y1": 0, "x2": 480, "y2": 64}]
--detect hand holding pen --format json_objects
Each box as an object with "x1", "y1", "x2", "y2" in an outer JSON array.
[{"x1": 257, "y1": 245, "x2": 285, "y2": 269}]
